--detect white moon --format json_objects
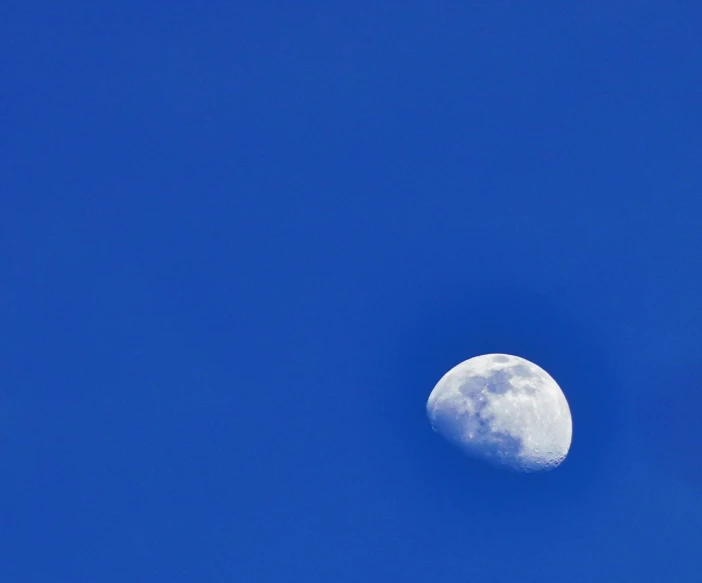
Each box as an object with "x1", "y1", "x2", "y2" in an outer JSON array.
[{"x1": 426, "y1": 353, "x2": 572, "y2": 472}]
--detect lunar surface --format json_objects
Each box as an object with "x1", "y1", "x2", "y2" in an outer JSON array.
[{"x1": 426, "y1": 353, "x2": 572, "y2": 472}]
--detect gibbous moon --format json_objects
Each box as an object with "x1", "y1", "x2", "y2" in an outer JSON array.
[{"x1": 426, "y1": 354, "x2": 572, "y2": 472}]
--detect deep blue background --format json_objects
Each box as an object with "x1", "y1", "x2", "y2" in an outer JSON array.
[{"x1": 3, "y1": 2, "x2": 702, "y2": 581}]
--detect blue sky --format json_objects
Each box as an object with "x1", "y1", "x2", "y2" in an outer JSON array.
[{"x1": 3, "y1": 2, "x2": 702, "y2": 581}]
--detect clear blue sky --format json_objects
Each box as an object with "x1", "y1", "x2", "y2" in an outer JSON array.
[{"x1": 3, "y1": 2, "x2": 702, "y2": 581}]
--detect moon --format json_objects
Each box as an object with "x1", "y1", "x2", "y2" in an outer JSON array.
[{"x1": 426, "y1": 353, "x2": 572, "y2": 472}]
